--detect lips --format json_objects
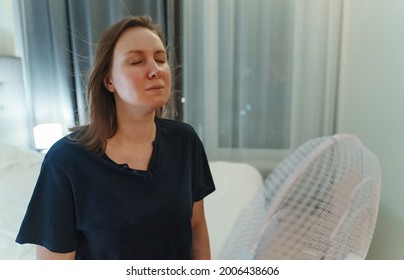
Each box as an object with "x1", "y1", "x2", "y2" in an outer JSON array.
[{"x1": 146, "y1": 84, "x2": 164, "y2": 91}]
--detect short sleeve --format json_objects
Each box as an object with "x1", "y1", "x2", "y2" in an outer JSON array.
[
  {"x1": 194, "y1": 134, "x2": 216, "y2": 202},
  {"x1": 15, "y1": 157, "x2": 77, "y2": 253}
]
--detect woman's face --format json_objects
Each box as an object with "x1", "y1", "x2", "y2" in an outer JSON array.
[{"x1": 105, "y1": 27, "x2": 171, "y2": 116}]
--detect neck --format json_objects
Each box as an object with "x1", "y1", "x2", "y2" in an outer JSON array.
[{"x1": 112, "y1": 111, "x2": 157, "y2": 145}]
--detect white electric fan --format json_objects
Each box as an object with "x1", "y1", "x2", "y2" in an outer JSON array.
[{"x1": 219, "y1": 134, "x2": 381, "y2": 260}]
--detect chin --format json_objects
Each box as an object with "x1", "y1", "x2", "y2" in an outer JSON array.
[
  {"x1": 149, "y1": 99, "x2": 169, "y2": 112},
  {"x1": 155, "y1": 95, "x2": 170, "y2": 106}
]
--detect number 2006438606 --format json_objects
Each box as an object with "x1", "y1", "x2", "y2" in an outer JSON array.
[{"x1": 218, "y1": 266, "x2": 279, "y2": 276}]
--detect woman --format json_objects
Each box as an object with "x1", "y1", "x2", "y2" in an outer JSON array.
[{"x1": 16, "y1": 15, "x2": 215, "y2": 260}]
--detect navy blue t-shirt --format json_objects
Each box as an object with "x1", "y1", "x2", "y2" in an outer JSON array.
[{"x1": 16, "y1": 118, "x2": 215, "y2": 259}]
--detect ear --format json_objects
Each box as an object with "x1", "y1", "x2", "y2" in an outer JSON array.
[{"x1": 103, "y1": 75, "x2": 115, "y2": 92}]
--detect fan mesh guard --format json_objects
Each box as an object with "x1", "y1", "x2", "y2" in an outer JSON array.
[{"x1": 219, "y1": 134, "x2": 381, "y2": 260}]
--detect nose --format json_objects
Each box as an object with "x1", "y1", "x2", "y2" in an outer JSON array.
[{"x1": 147, "y1": 61, "x2": 162, "y2": 79}]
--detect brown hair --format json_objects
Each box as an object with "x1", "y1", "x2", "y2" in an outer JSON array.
[{"x1": 70, "y1": 15, "x2": 169, "y2": 154}]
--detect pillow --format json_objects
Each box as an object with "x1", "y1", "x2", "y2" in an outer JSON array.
[
  {"x1": 205, "y1": 161, "x2": 263, "y2": 259},
  {"x1": 0, "y1": 144, "x2": 43, "y2": 170}
]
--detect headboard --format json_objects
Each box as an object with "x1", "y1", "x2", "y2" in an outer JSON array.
[{"x1": 0, "y1": 56, "x2": 31, "y2": 148}]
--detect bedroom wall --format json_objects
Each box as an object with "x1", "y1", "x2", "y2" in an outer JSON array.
[
  {"x1": 336, "y1": 0, "x2": 404, "y2": 259},
  {"x1": 0, "y1": 0, "x2": 16, "y2": 56}
]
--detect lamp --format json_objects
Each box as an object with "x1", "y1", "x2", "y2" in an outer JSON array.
[{"x1": 33, "y1": 123, "x2": 63, "y2": 152}]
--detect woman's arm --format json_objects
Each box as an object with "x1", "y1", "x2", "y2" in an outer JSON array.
[
  {"x1": 191, "y1": 200, "x2": 211, "y2": 260},
  {"x1": 36, "y1": 245, "x2": 76, "y2": 260}
]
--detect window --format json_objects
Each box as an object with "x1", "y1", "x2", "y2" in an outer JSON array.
[{"x1": 181, "y1": 0, "x2": 342, "y2": 174}]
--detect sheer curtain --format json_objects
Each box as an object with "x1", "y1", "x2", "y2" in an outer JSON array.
[
  {"x1": 15, "y1": 0, "x2": 179, "y2": 147},
  {"x1": 14, "y1": 0, "x2": 342, "y2": 165},
  {"x1": 181, "y1": 0, "x2": 342, "y2": 173}
]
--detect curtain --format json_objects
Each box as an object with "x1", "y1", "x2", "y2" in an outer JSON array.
[
  {"x1": 15, "y1": 0, "x2": 342, "y2": 171},
  {"x1": 181, "y1": 0, "x2": 342, "y2": 173},
  {"x1": 15, "y1": 0, "x2": 179, "y2": 141}
]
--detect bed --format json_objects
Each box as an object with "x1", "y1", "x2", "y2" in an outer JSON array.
[
  {"x1": 0, "y1": 55, "x2": 40, "y2": 259},
  {"x1": 0, "y1": 144, "x2": 43, "y2": 259}
]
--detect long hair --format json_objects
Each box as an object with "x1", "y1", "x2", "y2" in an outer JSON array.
[{"x1": 70, "y1": 15, "x2": 168, "y2": 154}]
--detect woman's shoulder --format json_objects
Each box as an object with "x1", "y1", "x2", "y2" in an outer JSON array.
[
  {"x1": 45, "y1": 133, "x2": 88, "y2": 162},
  {"x1": 157, "y1": 118, "x2": 196, "y2": 135}
]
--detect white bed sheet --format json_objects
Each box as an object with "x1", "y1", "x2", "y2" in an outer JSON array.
[{"x1": 0, "y1": 144, "x2": 42, "y2": 259}]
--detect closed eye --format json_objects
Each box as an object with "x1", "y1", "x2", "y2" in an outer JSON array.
[{"x1": 154, "y1": 53, "x2": 167, "y2": 64}]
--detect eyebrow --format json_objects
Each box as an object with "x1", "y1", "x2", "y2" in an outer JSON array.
[{"x1": 123, "y1": 50, "x2": 166, "y2": 56}]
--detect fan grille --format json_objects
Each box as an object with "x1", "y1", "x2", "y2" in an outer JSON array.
[{"x1": 219, "y1": 134, "x2": 381, "y2": 260}]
